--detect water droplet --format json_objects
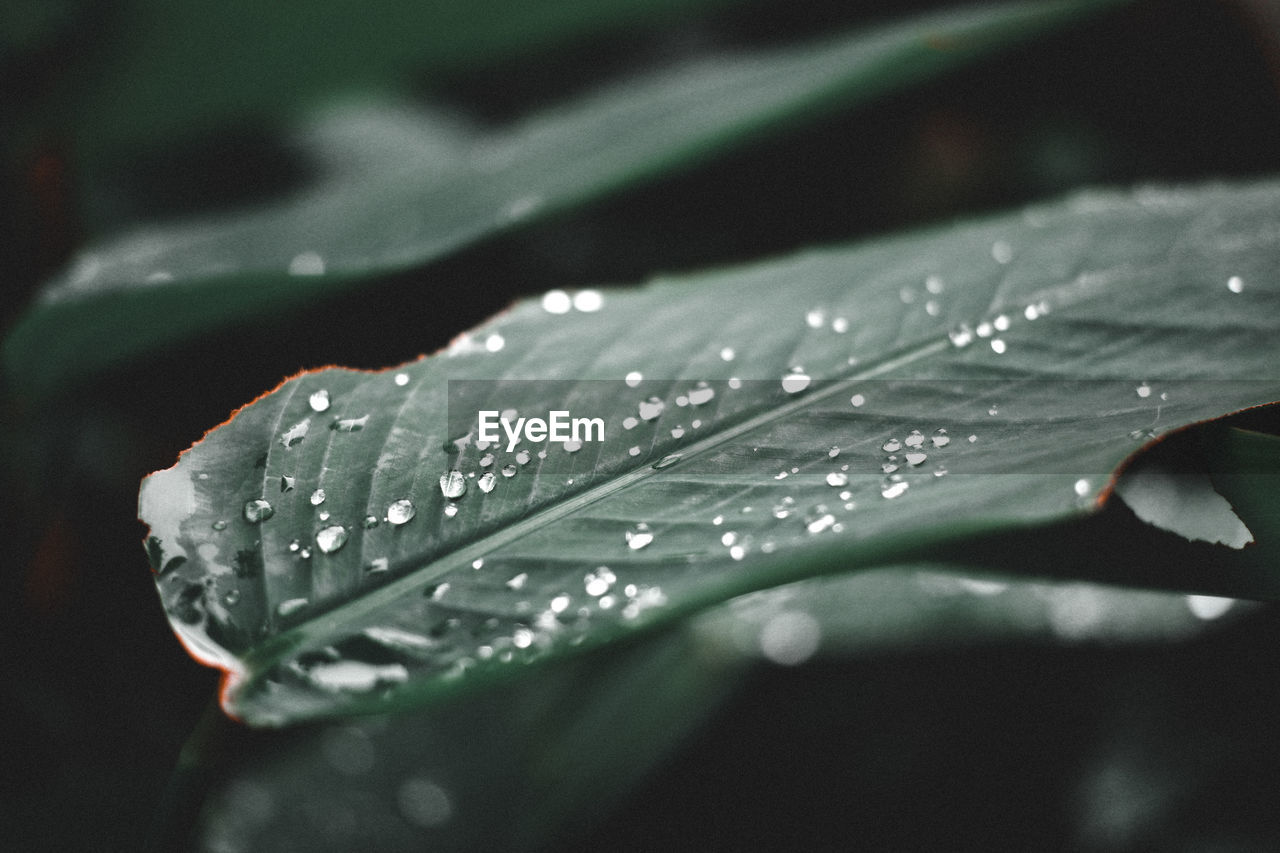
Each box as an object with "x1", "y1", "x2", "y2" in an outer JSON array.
[
  {"x1": 501, "y1": 464, "x2": 517, "y2": 478},
  {"x1": 668, "y1": 426, "x2": 684, "y2": 440},
  {"x1": 719, "y1": 347, "x2": 735, "y2": 361},
  {"x1": 1074, "y1": 479, "x2": 1091, "y2": 497},
  {"x1": 931, "y1": 428, "x2": 950, "y2": 448},
  {"x1": 573, "y1": 290, "x2": 603, "y2": 312},
  {"x1": 309, "y1": 389, "x2": 331, "y2": 412},
  {"x1": 362, "y1": 515, "x2": 379, "y2": 529},
  {"x1": 806, "y1": 513, "x2": 836, "y2": 534},
  {"x1": 1129, "y1": 428, "x2": 1157, "y2": 442},
  {"x1": 881, "y1": 461, "x2": 899, "y2": 474},
  {"x1": 976, "y1": 321, "x2": 993, "y2": 338},
  {"x1": 729, "y1": 545, "x2": 746, "y2": 561},
  {"x1": 925, "y1": 274, "x2": 945, "y2": 294},
  {"x1": 279, "y1": 475, "x2": 294, "y2": 492},
  {"x1": 899, "y1": 286, "x2": 916, "y2": 304},
  {"x1": 626, "y1": 523, "x2": 654, "y2": 550},
  {"x1": 759, "y1": 612, "x2": 821, "y2": 666},
  {"x1": 310, "y1": 489, "x2": 326, "y2": 506},
  {"x1": 805, "y1": 309, "x2": 825, "y2": 329},
  {"x1": 316, "y1": 525, "x2": 348, "y2": 554},
  {"x1": 828, "y1": 446, "x2": 840, "y2": 458},
  {"x1": 387, "y1": 499, "x2": 416, "y2": 525},
  {"x1": 1227, "y1": 275, "x2": 1244, "y2": 293},
  {"x1": 1187, "y1": 594, "x2": 1234, "y2": 620},
  {"x1": 905, "y1": 451, "x2": 927, "y2": 466},
  {"x1": 990, "y1": 339, "x2": 1007, "y2": 354},
  {"x1": 224, "y1": 589, "x2": 241, "y2": 606},
  {"x1": 991, "y1": 240, "x2": 1013, "y2": 264},
  {"x1": 585, "y1": 566, "x2": 617, "y2": 595},
  {"x1": 281, "y1": 419, "x2": 310, "y2": 448},
  {"x1": 443, "y1": 504, "x2": 458, "y2": 517},
  {"x1": 882, "y1": 438, "x2": 901, "y2": 452},
  {"x1": 511, "y1": 450, "x2": 529, "y2": 466},
  {"x1": 635, "y1": 397, "x2": 666, "y2": 422},
  {"x1": 628, "y1": 446, "x2": 641, "y2": 457},
  {"x1": 439, "y1": 470, "x2": 466, "y2": 499},
  {"x1": 289, "y1": 251, "x2": 325, "y2": 276},
  {"x1": 687, "y1": 382, "x2": 715, "y2": 405},
  {"x1": 1024, "y1": 304, "x2": 1040, "y2": 320},
  {"x1": 212, "y1": 520, "x2": 228, "y2": 531},
  {"x1": 948, "y1": 324, "x2": 973, "y2": 347},
  {"x1": 988, "y1": 406, "x2": 999, "y2": 416},
  {"x1": 478, "y1": 472, "x2": 497, "y2": 493},
  {"x1": 826, "y1": 472, "x2": 849, "y2": 487},
  {"x1": 542, "y1": 290, "x2": 571, "y2": 314},
  {"x1": 993, "y1": 314, "x2": 1011, "y2": 332},
  {"x1": 277, "y1": 598, "x2": 308, "y2": 617},
  {"x1": 925, "y1": 300, "x2": 941, "y2": 317},
  {"x1": 968, "y1": 434, "x2": 978, "y2": 443},
  {"x1": 933, "y1": 465, "x2": 948, "y2": 478},
  {"x1": 903, "y1": 430, "x2": 924, "y2": 449},
  {"x1": 721, "y1": 531, "x2": 738, "y2": 546},
  {"x1": 243, "y1": 499, "x2": 274, "y2": 523},
  {"x1": 394, "y1": 372, "x2": 410, "y2": 386},
  {"x1": 1136, "y1": 382, "x2": 1151, "y2": 398},
  {"x1": 728, "y1": 378, "x2": 742, "y2": 390},
  {"x1": 652, "y1": 454, "x2": 681, "y2": 470},
  {"x1": 781, "y1": 370, "x2": 811, "y2": 394},
  {"x1": 331, "y1": 415, "x2": 369, "y2": 432},
  {"x1": 850, "y1": 393, "x2": 866, "y2": 407},
  {"x1": 506, "y1": 573, "x2": 528, "y2": 590},
  {"x1": 881, "y1": 478, "x2": 909, "y2": 499},
  {"x1": 484, "y1": 333, "x2": 505, "y2": 353}
]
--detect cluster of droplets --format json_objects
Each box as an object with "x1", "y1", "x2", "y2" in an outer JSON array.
[{"x1": 878, "y1": 427, "x2": 953, "y2": 498}]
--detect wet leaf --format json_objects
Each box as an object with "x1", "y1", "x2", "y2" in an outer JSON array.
[
  {"x1": 139, "y1": 177, "x2": 1280, "y2": 725},
  {"x1": 5, "y1": 0, "x2": 1123, "y2": 395}
]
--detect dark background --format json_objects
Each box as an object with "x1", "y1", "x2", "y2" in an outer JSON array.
[{"x1": 3, "y1": 0, "x2": 1280, "y2": 849}]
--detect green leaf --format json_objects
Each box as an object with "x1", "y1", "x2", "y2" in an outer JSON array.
[
  {"x1": 62, "y1": 0, "x2": 752, "y2": 160},
  {"x1": 5, "y1": 0, "x2": 1124, "y2": 396},
  {"x1": 138, "y1": 176, "x2": 1280, "y2": 726}
]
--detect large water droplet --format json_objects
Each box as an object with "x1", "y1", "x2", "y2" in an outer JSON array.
[
  {"x1": 478, "y1": 472, "x2": 497, "y2": 493},
  {"x1": 443, "y1": 504, "x2": 458, "y2": 517},
  {"x1": 626, "y1": 523, "x2": 654, "y2": 550},
  {"x1": 990, "y1": 339, "x2": 1007, "y2": 354},
  {"x1": 541, "y1": 290, "x2": 571, "y2": 314},
  {"x1": 931, "y1": 428, "x2": 950, "y2": 448},
  {"x1": 781, "y1": 370, "x2": 811, "y2": 394},
  {"x1": 720, "y1": 347, "x2": 735, "y2": 362},
  {"x1": 850, "y1": 393, "x2": 866, "y2": 407},
  {"x1": 881, "y1": 478, "x2": 909, "y2": 499},
  {"x1": 826, "y1": 472, "x2": 848, "y2": 487},
  {"x1": 903, "y1": 430, "x2": 924, "y2": 449},
  {"x1": 585, "y1": 566, "x2": 616, "y2": 596},
  {"x1": 882, "y1": 438, "x2": 901, "y2": 452},
  {"x1": 905, "y1": 451, "x2": 927, "y2": 466},
  {"x1": 439, "y1": 470, "x2": 466, "y2": 499},
  {"x1": 831, "y1": 317, "x2": 849, "y2": 333},
  {"x1": 316, "y1": 525, "x2": 348, "y2": 554},
  {"x1": 515, "y1": 449, "x2": 532, "y2": 465},
  {"x1": 625, "y1": 371, "x2": 643, "y2": 387},
  {"x1": 387, "y1": 499, "x2": 416, "y2": 525},
  {"x1": 573, "y1": 290, "x2": 603, "y2": 312},
  {"x1": 394, "y1": 372, "x2": 410, "y2": 386},
  {"x1": 806, "y1": 513, "x2": 836, "y2": 534},
  {"x1": 309, "y1": 389, "x2": 331, "y2": 412},
  {"x1": 310, "y1": 489, "x2": 326, "y2": 506},
  {"x1": 501, "y1": 463, "x2": 517, "y2": 478},
  {"x1": 805, "y1": 309, "x2": 825, "y2": 329},
  {"x1": 281, "y1": 419, "x2": 310, "y2": 448},
  {"x1": 1136, "y1": 382, "x2": 1151, "y2": 398},
  {"x1": 243, "y1": 499, "x2": 274, "y2": 523},
  {"x1": 1227, "y1": 275, "x2": 1244, "y2": 294},
  {"x1": 484, "y1": 333, "x2": 505, "y2": 353},
  {"x1": 687, "y1": 382, "x2": 715, "y2": 406},
  {"x1": 331, "y1": 415, "x2": 369, "y2": 432},
  {"x1": 1074, "y1": 479, "x2": 1091, "y2": 497},
  {"x1": 948, "y1": 324, "x2": 973, "y2": 347},
  {"x1": 638, "y1": 397, "x2": 665, "y2": 421}
]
